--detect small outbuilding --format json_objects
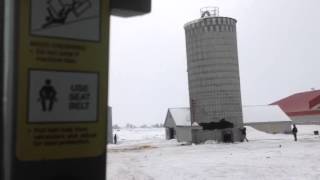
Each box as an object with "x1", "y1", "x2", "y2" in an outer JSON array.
[
  {"x1": 164, "y1": 108, "x2": 192, "y2": 142},
  {"x1": 271, "y1": 90, "x2": 320, "y2": 125},
  {"x1": 164, "y1": 105, "x2": 292, "y2": 142}
]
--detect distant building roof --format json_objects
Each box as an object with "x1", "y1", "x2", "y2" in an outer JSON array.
[
  {"x1": 242, "y1": 105, "x2": 291, "y2": 123},
  {"x1": 164, "y1": 106, "x2": 290, "y2": 127},
  {"x1": 271, "y1": 90, "x2": 320, "y2": 116},
  {"x1": 164, "y1": 108, "x2": 191, "y2": 127}
]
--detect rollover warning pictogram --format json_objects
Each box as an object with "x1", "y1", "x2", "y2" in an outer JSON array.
[{"x1": 31, "y1": 0, "x2": 100, "y2": 41}]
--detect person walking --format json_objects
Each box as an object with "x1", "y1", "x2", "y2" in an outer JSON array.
[
  {"x1": 292, "y1": 124, "x2": 298, "y2": 141},
  {"x1": 240, "y1": 127, "x2": 248, "y2": 142},
  {"x1": 113, "y1": 133, "x2": 118, "y2": 144}
]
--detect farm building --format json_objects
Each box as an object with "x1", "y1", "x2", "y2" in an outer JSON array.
[
  {"x1": 242, "y1": 105, "x2": 292, "y2": 134},
  {"x1": 271, "y1": 90, "x2": 320, "y2": 125},
  {"x1": 164, "y1": 108, "x2": 192, "y2": 142},
  {"x1": 164, "y1": 105, "x2": 292, "y2": 142}
]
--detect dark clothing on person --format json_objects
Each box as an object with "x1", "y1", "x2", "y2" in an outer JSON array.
[
  {"x1": 293, "y1": 133, "x2": 297, "y2": 141},
  {"x1": 241, "y1": 128, "x2": 246, "y2": 135},
  {"x1": 240, "y1": 127, "x2": 248, "y2": 142},
  {"x1": 114, "y1": 134, "x2": 117, "y2": 144},
  {"x1": 292, "y1": 125, "x2": 298, "y2": 141}
]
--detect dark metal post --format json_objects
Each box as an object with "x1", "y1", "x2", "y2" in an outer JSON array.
[{"x1": 0, "y1": 0, "x2": 4, "y2": 179}]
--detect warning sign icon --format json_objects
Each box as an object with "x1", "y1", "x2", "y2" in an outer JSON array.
[
  {"x1": 31, "y1": 0, "x2": 100, "y2": 41},
  {"x1": 28, "y1": 70, "x2": 99, "y2": 123},
  {"x1": 38, "y1": 79, "x2": 57, "y2": 112},
  {"x1": 42, "y1": 0, "x2": 92, "y2": 29}
]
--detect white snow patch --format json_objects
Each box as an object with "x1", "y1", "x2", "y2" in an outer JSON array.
[{"x1": 107, "y1": 125, "x2": 320, "y2": 180}]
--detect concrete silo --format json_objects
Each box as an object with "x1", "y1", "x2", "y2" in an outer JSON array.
[{"x1": 184, "y1": 8, "x2": 244, "y2": 143}]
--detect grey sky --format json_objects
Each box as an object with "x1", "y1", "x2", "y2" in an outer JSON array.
[{"x1": 109, "y1": 0, "x2": 320, "y2": 126}]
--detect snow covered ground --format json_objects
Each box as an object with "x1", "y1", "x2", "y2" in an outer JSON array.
[{"x1": 107, "y1": 126, "x2": 320, "y2": 180}]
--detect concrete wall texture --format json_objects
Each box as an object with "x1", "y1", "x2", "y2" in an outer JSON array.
[{"x1": 184, "y1": 16, "x2": 243, "y2": 142}]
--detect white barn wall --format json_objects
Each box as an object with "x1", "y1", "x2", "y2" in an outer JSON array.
[
  {"x1": 175, "y1": 127, "x2": 192, "y2": 142},
  {"x1": 164, "y1": 112, "x2": 175, "y2": 128},
  {"x1": 290, "y1": 115, "x2": 320, "y2": 125}
]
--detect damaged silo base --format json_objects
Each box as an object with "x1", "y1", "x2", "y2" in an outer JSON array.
[{"x1": 191, "y1": 127, "x2": 244, "y2": 144}]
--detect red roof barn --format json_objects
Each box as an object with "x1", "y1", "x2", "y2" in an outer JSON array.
[{"x1": 271, "y1": 90, "x2": 320, "y2": 124}]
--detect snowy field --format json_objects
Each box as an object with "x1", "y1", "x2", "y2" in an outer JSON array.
[{"x1": 107, "y1": 126, "x2": 320, "y2": 180}]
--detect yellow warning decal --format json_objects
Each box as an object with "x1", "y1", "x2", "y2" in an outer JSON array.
[{"x1": 16, "y1": 0, "x2": 109, "y2": 160}]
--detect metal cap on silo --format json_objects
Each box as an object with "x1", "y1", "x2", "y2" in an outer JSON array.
[{"x1": 200, "y1": 7, "x2": 219, "y2": 18}]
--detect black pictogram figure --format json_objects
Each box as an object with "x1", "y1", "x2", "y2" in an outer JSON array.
[
  {"x1": 42, "y1": 0, "x2": 92, "y2": 29},
  {"x1": 38, "y1": 79, "x2": 57, "y2": 112}
]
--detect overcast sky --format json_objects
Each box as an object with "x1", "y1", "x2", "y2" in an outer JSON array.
[{"x1": 109, "y1": 0, "x2": 320, "y2": 126}]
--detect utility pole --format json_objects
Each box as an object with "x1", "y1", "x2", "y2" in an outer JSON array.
[{"x1": 1, "y1": 0, "x2": 151, "y2": 180}]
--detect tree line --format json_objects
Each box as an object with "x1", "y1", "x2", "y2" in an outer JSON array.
[{"x1": 112, "y1": 123, "x2": 164, "y2": 129}]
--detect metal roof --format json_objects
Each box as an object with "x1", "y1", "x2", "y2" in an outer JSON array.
[
  {"x1": 243, "y1": 105, "x2": 291, "y2": 123},
  {"x1": 167, "y1": 108, "x2": 191, "y2": 126},
  {"x1": 165, "y1": 105, "x2": 291, "y2": 127},
  {"x1": 271, "y1": 90, "x2": 320, "y2": 116}
]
